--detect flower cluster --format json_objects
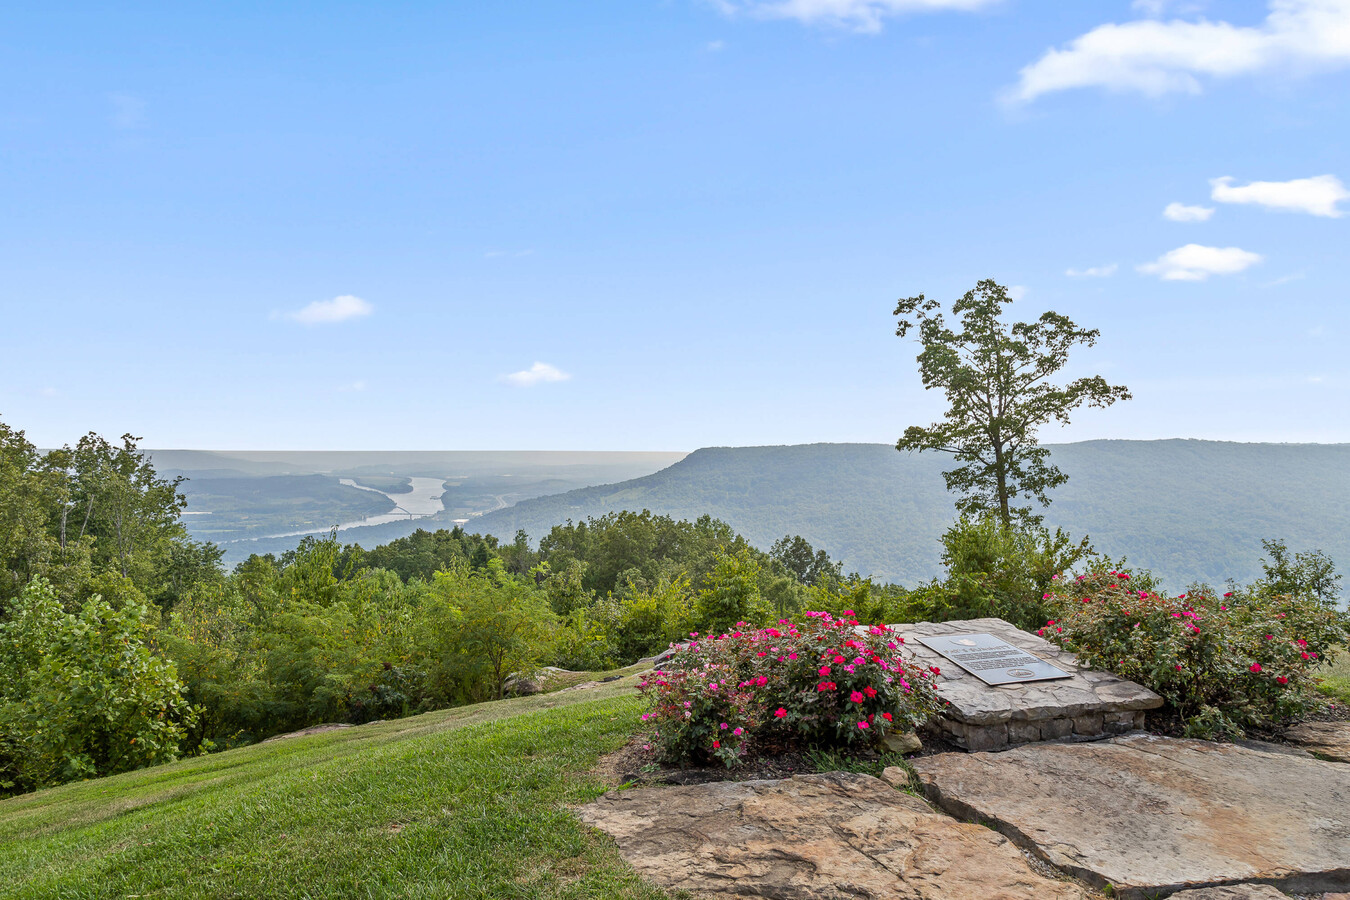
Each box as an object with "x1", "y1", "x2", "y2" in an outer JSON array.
[
  {"x1": 638, "y1": 612, "x2": 939, "y2": 767},
  {"x1": 1042, "y1": 570, "x2": 1347, "y2": 737}
]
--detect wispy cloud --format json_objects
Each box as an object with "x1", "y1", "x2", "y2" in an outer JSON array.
[
  {"x1": 485, "y1": 249, "x2": 534, "y2": 258},
  {"x1": 1261, "y1": 272, "x2": 1306, "y2": 287},
  {"x1": 705, "y1": 39, "x2": 727, "y2": 51},
  {"x1": 109, "y1": 92, "x2": 146, "y2": 130},
  {"x1": 1065, "y1": 263, "x2": 1118, "y2": 278},
  {"x1": 282, "y1": 295, "x2": 374, "y2": 325},
  {"x1": 502, "y1": 362, "x2": 571, "y2": 387},
  {"x1": 1006, "y1": 284, "x2": 1028, "y2": 301},
  {"x1": 1009, "y1": 0, "x2": 1350, "y2": 103},
  {"x1": 1137, "y1": 244, "x2": 1262, "y2": 281},
  {"x1": 1211, "y1": 174, "x2": 1348, "y2": 217},
  {"x1": 710, "y1": 0, "x2": 999, "y2": 34},
  {"x1": 1163, "y1": 202, "x2": 1214, "y2": 222},
  {"x1": 1131, "y1": 0, "x2": 1207, "y2": 17}
]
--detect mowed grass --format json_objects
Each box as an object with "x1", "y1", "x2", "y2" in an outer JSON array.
[
  {"x1": 1318, "y1": 645, "x2": 1350, "y2": 704},
  {"x1": 0, "y1": 679, "x2": 675, "y2": 900}
]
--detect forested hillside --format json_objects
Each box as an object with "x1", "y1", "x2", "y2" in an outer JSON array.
[{"x1": 470, "y1": 441, "x2": 1350, "y2": 590}]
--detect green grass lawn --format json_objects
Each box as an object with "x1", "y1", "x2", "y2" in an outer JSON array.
[
  {"x1": 0, "y1": 680, "x2": 675, "y2": 900},
  {"x1": 1317, "y1": 645, "x2": 1350, "y2": 705}
]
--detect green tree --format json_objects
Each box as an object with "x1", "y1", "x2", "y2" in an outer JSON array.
[
  {"x1": 0, "y1": 420, "x2": 60, "y2": 599},
  {"x1": 894, "y1": 279, "x2": 1130, "y2": 525},
  {"x1": 64, "y1": 432, "x2": 206, "y2": 605},
  {"x1": 0, "y1": 579, "x2": 195, "y2": 793},
  {"x1": 769, "y1": 534, "x2": 841, "y2": 586},
  {"x1": 694, "y1": 546, "x2": 772, "y2": 635},
  {"x1": 1254, "y1": 538, "x2": 1340, "y2": 606},
  {"x1": 430, "y1": 564, "x2": 557, "y2": 700}
]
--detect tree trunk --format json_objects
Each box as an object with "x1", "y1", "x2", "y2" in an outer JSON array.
[{"x1": 993, "y1": 439, "x2": 1010, "y2": 527}]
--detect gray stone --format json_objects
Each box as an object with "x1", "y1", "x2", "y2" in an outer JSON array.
[
  {"x1": 577, "y1": 772, "x2": 1088, "y2": 900},
  {"x1": 1285, "y1": 721, "x2": 1350, "y2": 763},
  {"x1": 503, "y1": 676, "x2": 541, "y2": 696},
  {"x1": 880, "y1": 618, "x2": 1163, "y2": 750},
  {"x1": 881, "y1": 731, "x2": 923, "y2": 754},
  {"x1": 1071, "y1": 713, "x2": 1104, "y2": 734},
  {"x1": 1168, "y1": 886, "x2": 1290, "y2": 899},
  {"x1": 912, "y1": 734, "x2": 1350, "y2": 899}
]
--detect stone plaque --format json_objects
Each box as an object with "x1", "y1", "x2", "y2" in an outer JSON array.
[{"x1": 915, "y1": 632, "x2": 1072, "y2": 686}]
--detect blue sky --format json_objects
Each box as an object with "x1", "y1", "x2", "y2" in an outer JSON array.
[{"x1": 2, "y1": 0, "x2": 1347, "y2": 450}]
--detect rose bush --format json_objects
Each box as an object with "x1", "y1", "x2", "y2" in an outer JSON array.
[
  {"x1": 638, "y1": 611, "x2": 940, "y2": 767},
  {"x1": 1042, "y1": 570, "x2": 1348, "y2": 737}
]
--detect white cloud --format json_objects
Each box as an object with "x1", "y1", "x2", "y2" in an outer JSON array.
[
  {"x1": 1006, "y1": 284, "x2": 1028, "y2": 300},
  {"x1": 1065, "y1": 263, "x2": 1119, "y2": 277},
  {"x1": 1210, "y1": 174, "x2": 1348, "y2": 217},
  {"x1": 1163, "y1": 202, "x2": 1215, "y2": 222},
  {"x1": 705, "y1": 39, "x2": 727, "y2": 51},
  {"x1": 1137, "y1": 243, "x2": 1263, "y2": 280},
  {"x1": 1010, "y1": 0, "x2": 1350, "y2": 103},
  {"x1": 711, "y1": 0, "x2": 998, "y2": 33},
  {"x1": 285, "y1": 295, "x2": 374, "y2": 325},
  {"x1": 502, "y1": 362, "x2": 571, "y2": 387}
]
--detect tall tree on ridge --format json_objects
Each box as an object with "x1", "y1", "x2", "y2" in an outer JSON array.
[{"x1": 894, "y1": 279, "x2": 1131, "y2": 526}]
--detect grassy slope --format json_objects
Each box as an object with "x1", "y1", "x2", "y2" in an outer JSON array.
[
  {"x1": 469, "y1": 440, "x2": 1350, "y2": 590},
  {"x1": 1318, "y1": 648, "x2": 1350, "y2": 705},
  {"x1": 0, "y1": 682, "x2": 671, "y2": 900}
]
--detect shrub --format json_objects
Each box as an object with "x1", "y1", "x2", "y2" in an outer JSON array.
[
  {"x1": 1043, "y1": 570, "x2": 1348, "y2": 738},
  {"x1": 639, "y1": 611, "x2": 940, "y2": 767},
  {"x1": 915, "y1": 515, "x2": 1096, "y2": 630},
  {"x1": 0, "y1": 579, "x2": 195, "y2": 793},
  {"x1": 692, "y1": 546, "x2": 773, "y2": 635}
]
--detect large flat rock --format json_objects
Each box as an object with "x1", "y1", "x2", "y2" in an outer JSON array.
[
  {"x1": 885, "y1": 618, "x2": 1163, "y2": 751},
  {"x1": 577, "y1": 771, "x2": 1088, "y2": 900},
  {"x1": 1285, "y1": 721, "x2": 1350, "y2": 762},
  {"x1": 911, "y1": 734, "x2": 1350, "y2": 898}
]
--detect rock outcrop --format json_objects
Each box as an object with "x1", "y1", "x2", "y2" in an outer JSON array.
[
  {"x1": 1285, "y1": 721, "x2": 1350, "y2": 763},
  {"x1": 910, "y1": 733, "x2": 1350, "y2": 898},
  {"x1": 577, "y1": 771, "x2": 1087, "y2": 899}
]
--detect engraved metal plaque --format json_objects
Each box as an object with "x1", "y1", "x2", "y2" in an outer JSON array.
[{"x1": 915, "y1": 633, "x2": 1072, "y2": 686}]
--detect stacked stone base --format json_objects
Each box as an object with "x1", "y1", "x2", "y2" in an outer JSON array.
[
  {"x1": 939, "y1": 709, "x2": 1148, "y2": 753},
  {"x1": 881, "y1": 618, "x2": 1164, "y2": 753}
]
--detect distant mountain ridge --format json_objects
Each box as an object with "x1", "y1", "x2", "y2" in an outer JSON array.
[{"x1": 468, "y1": 440, "x2": 1350, "y2": 590}]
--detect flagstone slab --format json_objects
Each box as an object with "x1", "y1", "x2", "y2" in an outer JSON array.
[
  {"x1": 881, "y1": 618, "x2": 1163, "y2": 751},
  {"x1": 577, "y1": 771, "x2": 1088, "y2": 900},
  {"x1": 908, "y1": 734, "x2": 1350, "y2": 899},
  {"x1": 1284, "y1": 721, "x2": 1350, "y2": 763}
]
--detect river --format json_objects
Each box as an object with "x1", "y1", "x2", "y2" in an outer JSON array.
[{"x1": 238, "y1": 476, "x2": 447, "y2": 541}]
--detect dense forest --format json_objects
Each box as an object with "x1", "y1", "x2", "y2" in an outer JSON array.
[
  {"x1": 1, "y1": 415, "x2": 1343, "y2": 798},
  {"x1": 469, "y1": 441, "x2": 1350, "y2": 590}
]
